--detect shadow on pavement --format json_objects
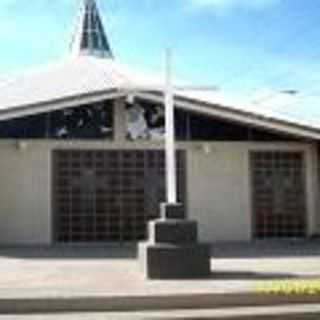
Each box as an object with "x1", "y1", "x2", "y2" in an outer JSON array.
[
  {"x1": 210, "y1": 270, "x2": 313, "y2": 280},
  {"x1": 0, "y1": 245, "x2": 137, "y2": 259},
  {"x1": 211, "y1": 240, "x2": 320, "y2": 259}
]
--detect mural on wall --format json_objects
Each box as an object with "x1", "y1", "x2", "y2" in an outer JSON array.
[
  {"x1": 3, "y1": 97, "x2": 293, "y2": 142},
  {"x1": 126, "y1": 101, "x2": 165, "y2": 140},
  {"x1": 0, "y1": 101, "x2": 113, "y2": 139},
  {"x1": 51, "y1": 102, "x2": 113, "y2": 139},
  {"x1": 125, "y1": 99, "x2": 297, "y2": 142}
]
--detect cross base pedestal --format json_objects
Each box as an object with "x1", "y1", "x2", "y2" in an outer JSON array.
[{"x1": 138, "y1": 203, "x2": 211, "y2": 279}]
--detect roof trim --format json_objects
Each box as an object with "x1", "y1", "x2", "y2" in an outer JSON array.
[{"x1": 0, "y1": 89, "x2": 121, "y2": 121}]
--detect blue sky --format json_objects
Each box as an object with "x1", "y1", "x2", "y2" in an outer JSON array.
[{"x1": 1, "y1": 0, "x2": 320, "y2": 109}]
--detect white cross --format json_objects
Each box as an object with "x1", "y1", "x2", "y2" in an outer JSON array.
[{"x1": 121, "y1": 49, "x2": 217, "y2": 213}]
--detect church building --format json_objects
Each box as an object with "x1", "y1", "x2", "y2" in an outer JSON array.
[{"x1": 0, "y1": 0, "x2": 319, "y2": 246}]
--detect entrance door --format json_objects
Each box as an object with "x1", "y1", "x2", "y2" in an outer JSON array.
[
  {"x1": 52, "y1": 150, "x2": 185, "y2": 243},
  {"x1": 251, "y1": 151, "x2": 307, "y2": 239}
]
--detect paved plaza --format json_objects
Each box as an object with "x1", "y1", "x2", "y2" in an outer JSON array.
[
  {"x1": 0, "y1": 241, "x2": 318, "y2": 315},
  {"x1": 0, "y1": 241, "x2": 318, "y2": 298}
]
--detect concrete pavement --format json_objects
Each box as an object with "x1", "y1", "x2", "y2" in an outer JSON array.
[
  {"x1": 0, "y1": 242, "x2": 319, "y2": 296},
  {"x1": 0, "y1": 242, "x2": 318, "y2": 313}
]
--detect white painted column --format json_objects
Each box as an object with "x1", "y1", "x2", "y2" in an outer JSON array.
[{"x1": 164, "y1": 49, "x2": 177, "y2": 204}]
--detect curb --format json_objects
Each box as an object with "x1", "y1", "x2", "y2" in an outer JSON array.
[{"x1": 0, "y1": 292, "x2": 319, "y2": 314}]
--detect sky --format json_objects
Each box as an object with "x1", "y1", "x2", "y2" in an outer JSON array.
[{"x1": 1, "y1": 0, "x2": 320, "y2": 115}]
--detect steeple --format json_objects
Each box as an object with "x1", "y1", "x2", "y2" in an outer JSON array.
[{"x1": 70, "y1": 0, "x2": 113, "y2": 59}]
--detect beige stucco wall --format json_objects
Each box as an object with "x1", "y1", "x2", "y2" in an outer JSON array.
[
  {"x1": 187, "y1": 142, "x2": 319, "y2": 242},
  {"x1": 187, "y1": 143, "x2": 251, "y2": 242},
  {"x1": 0, "y1": 140, "x2": 317, "y2": 245},
  {"x1": 314, "y1": 143, "x2": 320, "y2": 236},
  {"x1": 0, "y1": 142, "x2": 51, "y2": 245},
  {"x1": 0, "y1": 99, "x2": 318, "y2": 245}
]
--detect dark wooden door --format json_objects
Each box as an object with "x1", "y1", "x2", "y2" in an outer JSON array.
[
  {"x1": 251, "y1": 151, "x2": 307, "y2": 239},
  {"x1": 52, "y1": 150, "x2": 185, "y2": 243}
]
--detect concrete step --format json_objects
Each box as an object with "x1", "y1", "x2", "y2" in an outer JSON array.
[
  {"x1": 148, "y1": 219, "x2": 198, "y2": 244},
  {"x1": 139, "y1": 242, "x2": 211, "y2": 279},
  {"x1": 1, "y1": 305, "x2": 320, "y2": 319},
  {"x1": 0, "y1": 292, "x2": 319, "y2": 314}
]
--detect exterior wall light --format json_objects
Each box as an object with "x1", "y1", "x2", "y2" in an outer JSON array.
[
  {"x1": 202, "y1": 143, "x2": 211, "y2": 155},
  {"x1": 16, "y1": 140, "x2": 28, "y2": 151}
]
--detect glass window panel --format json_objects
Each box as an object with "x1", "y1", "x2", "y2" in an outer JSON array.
[
  {"x1": 0, "y1": 101, "x2": 114, "y2": 140},
  {"x1": 251, "y1": 151, "x2": 306, "y2": 239},
  {"x1": 53, "y1": 150, "x2": 186, "y2": 243}
]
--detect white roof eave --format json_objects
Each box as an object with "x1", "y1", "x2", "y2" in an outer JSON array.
[{"x1": 0, "y1": 88, "x2": 123, "y2": 121}]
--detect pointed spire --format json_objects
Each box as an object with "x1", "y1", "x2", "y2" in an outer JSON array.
[{"x1": 70, "y1": 0, "x2": 113, "y2": 59}]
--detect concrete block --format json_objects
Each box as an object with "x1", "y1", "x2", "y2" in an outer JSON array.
[
  {"x1": 160, "y1": 203, "x2": 185, "y2": 219},
  {"x1": 148, "y1": 219, "x2": 198, "y2": 244},
  {"x1": 139, "y1": 242, "x2": 211, "y2": 279}
]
